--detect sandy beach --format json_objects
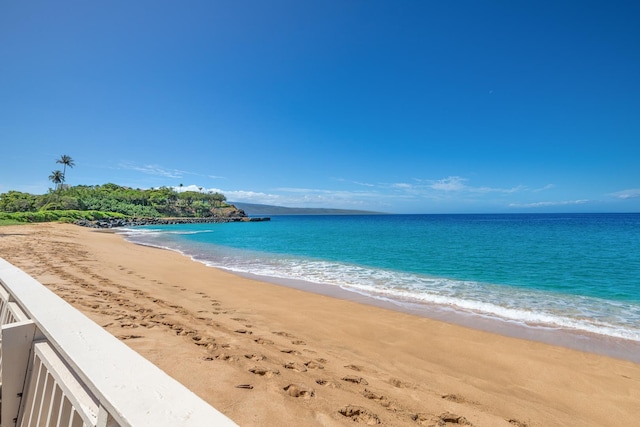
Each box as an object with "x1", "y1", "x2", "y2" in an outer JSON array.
[{"x1": 1, "y1": 223, "x2": 639, "y2": 426}]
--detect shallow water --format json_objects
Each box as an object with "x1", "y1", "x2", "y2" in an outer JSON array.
[{"x1": 122, "y1": 213, "x2": 640, "y2": 359}]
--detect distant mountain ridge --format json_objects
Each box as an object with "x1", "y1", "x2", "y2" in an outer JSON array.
[{"x1": 231, "y1": 202, "x2": 385, "y2": 216}]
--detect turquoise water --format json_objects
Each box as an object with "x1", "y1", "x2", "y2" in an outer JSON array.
[{"x1": 123, "y1": 213, "x2": 640, "y2": 343}]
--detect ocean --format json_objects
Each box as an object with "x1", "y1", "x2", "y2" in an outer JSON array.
[{"x1": 121, "y1": 213, "x2": 640, "y2": 360}]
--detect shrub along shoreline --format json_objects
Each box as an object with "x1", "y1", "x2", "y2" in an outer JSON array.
[{"x1": 0, "y1": 184, "x2": 258, "y2": 227}]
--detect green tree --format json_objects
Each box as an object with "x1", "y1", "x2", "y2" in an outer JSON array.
[
  {"x1": 56, "y1": 154, "x2": 75, "y2": 181},
  {"x1": 49, "y1": 170, "x2": 65, "y2": 190},
  {"x1": 0, "y1": 191, "x2": 38, "y2": 212}
]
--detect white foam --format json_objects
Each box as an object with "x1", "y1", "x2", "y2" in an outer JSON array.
[
  {"x1": 119, "y1": 228, "x2": 214, "y2": 236},
  {"x1": 122, "y1": 229, "x2": 640, "y2": 343}
]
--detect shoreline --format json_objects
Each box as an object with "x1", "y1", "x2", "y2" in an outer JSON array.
[
  {"x1": 119, "y1": 229, "x2": 640, "y2": 364},
  {"x1": 1, "y1": 223, "x2": 639, "y2": 426},
  {"x1": 231, "y1": 271, "x2": 640, "y2": 364}
]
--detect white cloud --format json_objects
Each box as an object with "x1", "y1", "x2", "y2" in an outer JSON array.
[
  {"x1": 352, "y1": 181, "x2": 376, "y2": 187},
  {"x1": 533, "y1": 184, "x2": 555, "y2": 192},
  {"x1": 172, "y1": 184, "x2": 204, "y2": 192},
  {"x1": 474, "y1": 184, "x2": 524, "y2": 194},
  {"x1": 120, "y1": 162, "x2": 225, "y2": 180},
  {"x1": 148, "y1": 175, "x2": 583, "y2": 213},
  {"x1": 224, "y1": 190, "x2": 283, "y2": 204},
  {"x1": 390, "y1": 182, "x2": 415, "y2": 190},
  {"x1": 609, "y1": 189, "x2": 640, "y2": 199},
  {"x1": 429, "y1": 176, "x2": 468, "y2": 191},
  {"x1": 224, "y1": 186, "x2": 389, "y2": 209},
  {"x1": 119, "y1": 163, "x2": 185, "y2": 179},
  {"x1": 509, "y1": 199, "x2": 589, "y2": 208},
  {"x1": 425, "y1": 176, "x2": 523, "y2": 194},
  {"x1": 332, "y1": 178, "x2": 376, "y2": 187}
]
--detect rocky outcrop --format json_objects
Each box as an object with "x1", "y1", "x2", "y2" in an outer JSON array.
[{"x1": 74, "y1": 216, "x2": 270, "y2": 229}]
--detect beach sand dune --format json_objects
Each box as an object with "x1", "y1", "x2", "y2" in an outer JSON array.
[{"x1": 1, "y1": 223, "x2": 639, "y2": 426}]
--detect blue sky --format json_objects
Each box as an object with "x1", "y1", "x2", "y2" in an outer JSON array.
[{"x1": 1, "y1": 1, "x2": 639, "y2": 213}]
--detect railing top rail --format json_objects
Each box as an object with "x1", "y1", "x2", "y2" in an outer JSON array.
[{"x1": 0, "y1": 257, "x2": 238, "y2": 427}]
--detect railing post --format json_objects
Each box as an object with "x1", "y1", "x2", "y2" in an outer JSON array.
[
  {"x1": 0, "y1": 286, "x2": 15, "y2": 325},
  {"x1": 1, "y1": 320, "x2": 37, "y2": 427},
  {"x1": 97, "y1": 406, "x2": 120, "y2": 427}
]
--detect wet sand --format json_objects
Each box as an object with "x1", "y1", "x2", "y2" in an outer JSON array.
[{"x1": 1, "y1": 223, "x2": 639, "y2": 426}]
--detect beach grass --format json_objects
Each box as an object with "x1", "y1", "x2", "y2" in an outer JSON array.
[{"x1": 0, "y1": 218, "x2": 24, "y2": 226}]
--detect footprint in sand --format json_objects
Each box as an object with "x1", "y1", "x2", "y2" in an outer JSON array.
[
  {"x1": 215, "y1": 353, "x2": 237, "y2": 361},
  {"x1": 388, "y1": 378, "x2": 412, "y2": 389},
  {"x1": 119, "y1": 323, "x2": 139, "y2": 329},
  {"x1": 411, "y1": 413, "x2": 432, "y2": 425},
  {"x1": 436, "y1": 412, "x2": 472, "y2": 426},
  {"x1": 338, "y1": 405, "x2": 380, "y2": 425},
  {"x1": 244, "y1": 353, "x2": 266, "y2": 361},
  {"x1": 362, "y1": 389, "x2": 399, "y2": 411},
  {"x1": 342, "y1": 375, "x2": 368, "y2": 385},
  {"x1": 304, "y1": 360, "x2": 324, "y2": 369},
  {"x1": 249, "y1": 367, "x2": 280, "y2": 378},
  {"x1": 283, "y1": 384, "x2": 315, "y2": 398},
  {"x1": 283, "y1": 362, "x2": 307, "y2": 372},
  {"x1": 118, "y1": 334, "x2": 144, "y2": 340},
  {"x1": 442, "y1": 394, "x2": 475, "y2": 405},
  {"x1": 316, "y1": 379, "x2": 340, "y2": 388}
]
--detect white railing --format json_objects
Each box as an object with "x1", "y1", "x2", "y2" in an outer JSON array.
[{"x1": 0, "y1": 257, "x2": 238, "y2": 427}]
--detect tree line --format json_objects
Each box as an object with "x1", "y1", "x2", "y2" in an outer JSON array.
[
  {"x1": 0, "y1": 184, "x2": 228, "y2": 218},
  {"x1": 1, "y1": 154, "x2": 230, "y2": 222}
]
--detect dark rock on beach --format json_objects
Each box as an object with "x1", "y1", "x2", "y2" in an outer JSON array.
[{"x1": 74, "y1": 216, "x2": 270, "y2": 229}]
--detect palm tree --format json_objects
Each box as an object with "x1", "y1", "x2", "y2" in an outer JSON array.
[
  {"x1": 56, "y1": 155, "x2": 75, "y2": 181},
  {"x1": 49, "y1": 170, "x2": 65, "y2": 190}
]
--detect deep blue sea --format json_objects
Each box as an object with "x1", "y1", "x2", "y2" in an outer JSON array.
[{"x1": 122, "y1": 213, "x2": 640, "y2": 348}]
